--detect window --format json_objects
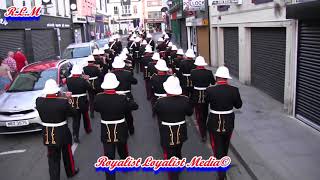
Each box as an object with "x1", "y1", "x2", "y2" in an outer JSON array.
[
  {"x1": 133, "y1": 5, "x2": 137, "y2": 14},
  {"x1": 252, "y1": 0, "x2": 273, "y2": 4},
  {"x1": 114, "y1": 6, "x2": 118, "y2": 14},
  {"x1": 100, "y1": 0, "x2": 102, "y2": 10},
  {"x1": 31, "y1": 0, "x2": 35, "y2": 7},
  {"x1": 122, "y1": 5, "x2": 130, "y2": 15},
  {"x1": 6, "y1": 0, "x2": 13, "y2": 7},
  {"x1": 105, "y1": 0, "x2": 107, "y2": 13},
  {"x1": 22, "y1": 0, "x2": 26, "y2": 6},
  {"x1": 147, "y1": 1, "x2": 162, "y2": 7},
  {"x1": 56, "y1": 0, "x2": 61, "y2": 16},
  {"x1": 148, "y1": 11, "x2": 162, "y2": 19}
]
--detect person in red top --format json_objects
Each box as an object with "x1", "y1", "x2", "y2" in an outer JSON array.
[{"x1": 14, "y1": 48, "x2": 28, "y2": 72}]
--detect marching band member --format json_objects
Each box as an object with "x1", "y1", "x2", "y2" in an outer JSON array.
[
  {"x1": 146, "y1": 33, "x2": 155, "y2": 51},
  {"x1": 83, "y1": 55, "x2": 103, "y2": 118},
  {"x1": 205, "y1": 66, "x2": 242, "y2": 180},
  {"x1": 146, "y1": 52, "x2": 161, "y2": 100},
  {"x1": 66, "y1": 65, "x2": 93, "y2": 143},
  {"x1": 178, "y1": 49, "x2": 196, "y2": 96},
  {"x1": 154, "y1": 76, "x2": 193, "y2": 180},
  {"x1": 190, "y1": 56, "x2": 215, "y2": 142},
  {"x1": 141, "y1": 45, "x2": 154, "y2": 99},
  {"x1": 36, "y1": 79, "x2": 79, "y2": 180},
  {"x1": 94, "y1": 73, "x2": 138, "y2": 180},
  {"x1": 112, "y1": 57, "x2": 138, "y2": 135},
  {"x1": 173, "y1": 49, "x2": 184, "y2": 74}
]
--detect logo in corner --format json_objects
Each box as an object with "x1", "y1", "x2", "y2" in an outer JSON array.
[{"x1": 4, "y1": 6, "x2": 41, "y2": 21}]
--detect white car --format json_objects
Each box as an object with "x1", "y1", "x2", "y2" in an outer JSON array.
[{"x1": 62, "y1": 42, "x2": 99, "y2": 65}]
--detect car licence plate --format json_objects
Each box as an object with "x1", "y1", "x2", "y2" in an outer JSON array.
[{"x1": 6, "y1": 120, "x2": 29, "y2": 127}]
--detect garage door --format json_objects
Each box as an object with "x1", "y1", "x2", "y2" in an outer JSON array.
[
  {"x1": 224, "y1": 28, "x2": 239, "y2": 77},
  {"x1": 0, "y1": 30, "x2": 25, "y2": 58},
  {"x1": 60, "y1": 29, "x2": 73, "y2": 54},
  {"x1": 251, "y1": 28, "x2": 286, "y2": 103},
  {"x1": 296, "y1": 21, "x2": 320, "y2": 126},
  {"x1": 32, "y1": 30, "x2": 56, "y2": 62}
]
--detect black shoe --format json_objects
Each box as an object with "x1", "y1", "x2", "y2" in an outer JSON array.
[
  {"x1": 68, "y1": 168, "x2": 79, "y2": 178},
  {"x1": 201, "y1": 136, "x2": 207, "y2": 143},
  {"x1": 73, "y1": 136, "x2": 80, "y2": 144},
  {"x1": 129, "y1": 128, "x2": 135, "y2": 135}
]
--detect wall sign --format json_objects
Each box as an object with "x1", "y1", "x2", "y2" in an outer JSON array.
[
  {"x1": 183, "y1": 0, "x2": 205, "y2": 11},
  {"x1": 209, "y1": 0, "x2": 242, "y2": 6}
]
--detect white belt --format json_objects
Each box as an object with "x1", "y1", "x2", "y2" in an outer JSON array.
[
  {"x1": 210, "y1": 109, "x2": 233, "y2": 114},
  {"x1": 154, "y1": 93, "x2": 167, "y2": 97},
  {"x1": 71, "y1": 93, "x2": 87, "y2": 97},
  {"x1": 194, "y1": 87, "x2": 207, "y2": 90},
  {"x1": 182, "y1": 74, "x2": 191, "y2": 77},
  {"x1": 89, "y1": 77, "x2": 98, "y2": 80},
  {"x1": 162, "y1": 121, "x2": 185, "y2": 126},
  {"x1": 42, "y1": 121, "x2": 67, "y2": 127},
  {"x1": 101, "y1": 118, "x2": 125, "y2": 125},
  {"x1": 175, "y1": 68, "x2": 180, "y2": 71},
  {"x1": 144, "y1": 66, "x2": 148, "y2": 68},
  {"x1": 116, "y1": 90, "x2": 130, "y2": 94}
]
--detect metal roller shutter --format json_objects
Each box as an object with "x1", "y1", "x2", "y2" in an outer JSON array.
[
  {"x1": 0, "y1": 30, "x2": 24, "y2": 58},
  {"x1": 224, "y1": 28, "x2": 239, "y2": 77},
  {"x1": 60, "y1": 29, "x2": 73, "y2": 54},
  {"x1": 31, "y1": 30, "x2": 56, "y2": 62},
  {"x1": 296, "y1": 21, "x2": 320, "y2": 126},
  {"x1": 251, "y1": 28, "x2": 286, "y2": 103}
]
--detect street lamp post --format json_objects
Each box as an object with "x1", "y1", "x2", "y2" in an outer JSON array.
[{"x1": 70, "y1": 1, "x2": 77, "y2": 43}]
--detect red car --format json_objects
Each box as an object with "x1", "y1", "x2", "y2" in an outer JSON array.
[{"x1": 0, "y1": 60, "x2": 72, "y2": 134}]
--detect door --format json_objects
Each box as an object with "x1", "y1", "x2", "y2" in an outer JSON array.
[
  {"x1": 224, "y1": 27, "x2": 239, "y2": 77},
  {"x1": 31, "y1": 29, "x2": 57, "y2": 61},
  {"x1": 295, "y1": 21, "x2": 320, "y2": 126},
  {"x1": 0, "y1": 30, "x2": 25, "y2": 58},
  {"x1": 251, "y1": 28, "x2": 286, "y2": 103}
]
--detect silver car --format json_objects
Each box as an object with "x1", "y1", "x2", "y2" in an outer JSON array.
[
  {"x1": 0, "y1": 60, "x2": 71, "y2": 134},
  {"x1": 62, "y1": 42, "x2": 99, "y2": 65}
]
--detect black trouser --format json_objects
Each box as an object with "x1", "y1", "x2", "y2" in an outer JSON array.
[
  {"x1": 194, "y1": 103, "x2": 208, "y2": 139},
  {"x1": 209, "y1": 131, "x2": 233, "y2": 180},
  {"x1": 47, "y1": 144, "x2": 76, "y2": 180},
  {"x1": 103, "y1": 142, "x2": 129, "y2": 180},
  {"x1": 73, "y1": 109, "x2": 92, "y2": 138},
  {"x1": 88, "y1": 91, "x2": 95, "y2": 115},
  {"x1": 163, "y1": 144, "x2": 183, "y2": 180}
]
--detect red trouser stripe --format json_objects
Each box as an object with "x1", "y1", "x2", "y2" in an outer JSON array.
[
  {"x1": 210, "y1": 133, "x2": 216, "y2": 157},
  {"x1": 163, "y1": 147, "x2": 168, "y2": 160},
  {"x1": 67, "y1": 144, "x2": 75, "y2": 175},
  {"x1": 84, "y1": 111, "x2": 92, "y2": 132}
]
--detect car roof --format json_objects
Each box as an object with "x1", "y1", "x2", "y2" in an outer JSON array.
[
  {"x1": 67, "y1": 42, "x2": 93, "y2": 48},
  {"x1": 21, "y1": 60, "x2": 66, "y2": 72}
]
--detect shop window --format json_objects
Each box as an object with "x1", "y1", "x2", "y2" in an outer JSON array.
[
  {"x1": 252, "y1": 0, "x2": 273, "y2": 4},
  {"x1": 148, "y1": 11, "x2": 161, "y2": 19}
]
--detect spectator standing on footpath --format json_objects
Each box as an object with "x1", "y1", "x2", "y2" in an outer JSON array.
[
  {"x1": 14, "y1": 48, "x2": 28, "y2": 72},
  {"x1": 0, "y1": 56, "x2": 12, "y2": 90},
  {"x1": 3, "y1": 51, "x2": 17, "y2": 77}
]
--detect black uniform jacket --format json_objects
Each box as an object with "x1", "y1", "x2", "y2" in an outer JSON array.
[
  {"x1": 66, "y1": 76, "x2": 93, "y2": 110},
  {"x1": 94, "y1": 92, "x2": 138, "y2": 143},
  {"x1": 147, "y1": 61, "x2": 157, "y2": 80},
  {"x1": 205, "y1": 84, "x2": 242, "y2": 133},
  {"x1": 83, "y1": 64, "x2": 103, "y2": 92},
  {"x1": 36, "y1": 96, "x2": 75, "y2": 146},
  {"x1": 154, "y1": 95, "x2": 193, "y2": 147},
  {"x1": 147, "y1": 39, "x2": 155, "y2": 51},
  {"x1": 116, "y1": 41, "x2": 122, "y2": 55},
  {"x1": 178, "y1": 59, "x2": 196, "y2": 88},
  {"x1": 190, "y1": 68, "x2": 215, "y2": 104},
  {"x1": 112, "y1": 69, "x2": 138, "y2": 91},
  {"x1": 156, "y1": 43, "x2": 167, "y2": 52},
  {"x1": 150, "y1": 74, "x2": 169, "y2": 95},
  {"x1": 173, "y1": 56, "x2": 183, "y2": 70}
]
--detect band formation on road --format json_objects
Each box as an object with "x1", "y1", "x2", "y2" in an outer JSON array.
[{"x1": 36, "y1": 31, "x2": 242, "y2": 180}]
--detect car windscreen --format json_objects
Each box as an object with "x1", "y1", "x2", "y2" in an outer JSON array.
[
  {"x1": 96, "y1": 39, "x2": 108, "y2": 48},
  {"x1": 8, "y1": 69, "x2": 57, "y2": 92},
  {"x1": 62, "y1": 46, "x2": 91, "y2": 59}
]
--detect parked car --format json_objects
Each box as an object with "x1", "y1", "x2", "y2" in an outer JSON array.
[
  {"x1": 95, "y1": 38, "x2": 109, "y2": 49},
  {"x1": 0, "y1": 60, "x2": 72, "y2": 134},
  {"x1": 62, "y1": 42, "x2": 99, "y2": 65}
]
